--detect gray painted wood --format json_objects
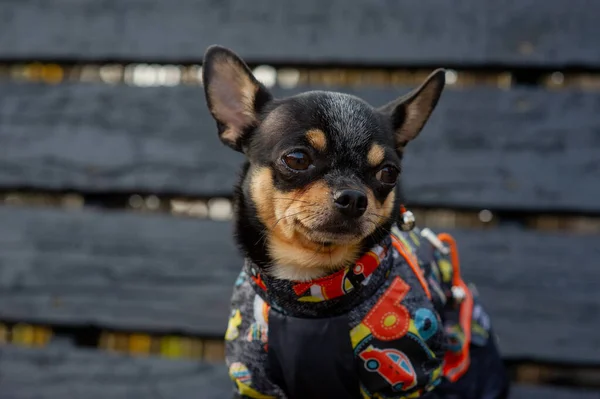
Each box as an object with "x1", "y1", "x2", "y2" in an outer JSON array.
[
  {"x1": 449, "y1": 227, "x2": 600, "y2": 364},
  {"x1": 1, "y1": 83, "x2": 599, "y2": 212},
  {"x1": 1, "y1": 345, "x2": 599, "y2": 399},
  {"x1": 511, "y1": 385, "x2": 600, "y2": 399},
  {"x1": 0, "y1": 205, "x2": 599, "y2": 363},
  {"x1": 0, "y1": 205, "x2": 240, "y2": 337},
  {"x1": 0, "y1": 345, "x2": 233, "y2": 399},
  {"x1": 0, "y1": 0, "x2": 599, "y2": 67},
  {"x1": 0, "y1": 82, "x2": 242, "y2": 198}
]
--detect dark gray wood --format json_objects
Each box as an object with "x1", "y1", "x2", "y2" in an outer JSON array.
[
  {"x1": 0, "y1": 205, "x2": 599, "y2": 363},
  {"x1": 0, "y1": 205, "x2": 241, "y2": 337},
  {"x1": 0, "y1": 0, "x2": 599, "y2": 67},
  {"x1": 1, "y1": 345, "x2": 599, "y2": 399},
  {"x1": 1, "y1": 82, "x2": 599, "y2": 212},
  {"x1": 0, "y1": 82, "x2": 243, "y2": 197},
  {"x1": 0, "y1": 345, "x2": 232, "y2": 399},
  {"x1": 511, "y1": 385, "x2": 600, "y2": 399},
  {"x1": 449, "y1": 227, "x2": 600, "y2": 364}
]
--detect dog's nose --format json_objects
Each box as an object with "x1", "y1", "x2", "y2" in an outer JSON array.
[{"x1": 334, "y1": 189, "x2": 368, "y2": 218}]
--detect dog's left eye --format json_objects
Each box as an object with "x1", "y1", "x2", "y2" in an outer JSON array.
[
  {"x1": 282, "y1": 151, "x2": 313, "y2": 171},
  {"x1": 376, "y1": 166, "x2": 399, "y2": 185}
]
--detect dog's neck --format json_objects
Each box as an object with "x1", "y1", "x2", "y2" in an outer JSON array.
[
  {"x1": 242, "y1": 233, "x2": 396, "y2": 318},
  {"x1": 269, "y1": 261, "x2": 345, "y2": 281},
  {"x1": 233, "y1": 163, "x2": 402, "y2": 281}
]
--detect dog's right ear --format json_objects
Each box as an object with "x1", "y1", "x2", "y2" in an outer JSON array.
[{"x1": 202, "y1": 45, "x2": 273, "y2": 152}]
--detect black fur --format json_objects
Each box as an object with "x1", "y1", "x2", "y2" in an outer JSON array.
[
  {"x1": 202, "y1": 45, "x2": 444, "y2": 273},
  {"x1": 232, "y1": 90, "x2": 405, "y2": 271},
  {"x1": 202, "y1": 46, "x2": 511, "y2": 399}
]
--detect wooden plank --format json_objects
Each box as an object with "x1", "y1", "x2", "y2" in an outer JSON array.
[
  {"x1": 0, "y1": 82, "x2": 244, "y2": 198},
  {"x1": 511, "y1": 385, "x2": 600, "y2": 399},
  {"x1": 0, "y1": 205, "x2": 599, "y2": 363},
  {"x1": 1, "y1": 345, "x2": 600, "y2": 399},
  {"x1": 1, "y1": 82, "x2": 599, "y2": 213},
  {"x1": 449, "y1": 227, "x2": 600, "y2": 364},
  {"x1": 0, "y1": 205, "x2": 241, "y2": 337},
  {"x1": 0, "y1": 345, "x2": 232, "y2": 399},
  {"x1": 1, "y1": 0, "x2": 600, "y2": 67}
]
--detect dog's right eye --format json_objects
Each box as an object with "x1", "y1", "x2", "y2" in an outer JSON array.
[
  {"x1": 282, "y1": 151, "x2": 312, "y2": 171},
  {"x1": 376, "y1": 166, "x2": 400, "y2": 185}
]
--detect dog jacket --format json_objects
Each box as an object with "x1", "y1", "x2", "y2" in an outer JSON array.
[{"x1": 225, "y1": 225, "x2": 508, "y2": 399}]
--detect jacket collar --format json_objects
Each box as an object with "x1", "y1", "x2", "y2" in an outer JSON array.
[{"x1": 245, "y1": 232, "x2": 395, "y2": 317}]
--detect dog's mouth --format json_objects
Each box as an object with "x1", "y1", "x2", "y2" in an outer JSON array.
[{"x1": 294, "y1": 219, "x2": 369, "y2": 246}]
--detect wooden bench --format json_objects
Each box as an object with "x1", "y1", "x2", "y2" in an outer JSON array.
[
  {"x1": 2, "y1": 345, "x2": 598, "y2": 399},
  {"x1": 1, "y1": 1, "x2": 600, "y2": 397},
  {"x1": 2, "y1": 0, "x2": 599, "y2": 66}
]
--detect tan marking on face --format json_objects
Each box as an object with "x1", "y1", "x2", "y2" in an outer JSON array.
[
  {"x1": 367, "y1": 143, "x2": 385, "y2": 167},
  {"x1": 366, "y1": 189, "x2": 396, "y2": 226},
  {"x1": 249, "y1": 167, "x2": 360, "y2": 280},
  {"x1": 249, "y1": 167, "x2": 278, "y2": 232},
  {"x1": 305, "y1": 129, "x2": 327, "y2": 152},
  {"x1": 207, "y1": 55, "x2": 259, "y2": 145}
]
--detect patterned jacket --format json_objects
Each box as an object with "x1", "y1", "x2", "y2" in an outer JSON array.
[{"x1": 224, "y1": 225, "x2": 496, "y2": 399}]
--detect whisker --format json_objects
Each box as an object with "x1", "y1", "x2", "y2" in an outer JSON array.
[
  {"x1": 365, "y1": 211, "x2": 389, "y2": 219},
  {"x1": 298, "y1": 212, "x2": 323, "y2": 224},
  {"x1": 253, "y1": 207, "x2": 325, "y2": 246},
  {"x1": 271, "y1": 210, "x2": 307, "y2": 229},
  {"x1": 271, "y1": 197, "x2": 319, "y2": 206}
]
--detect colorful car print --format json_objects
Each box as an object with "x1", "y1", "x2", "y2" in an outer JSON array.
[{"x1": 359, "y1": 346, "x2": 417, "y2": 391}]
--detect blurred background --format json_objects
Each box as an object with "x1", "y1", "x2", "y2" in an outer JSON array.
[{"x1": 0, "y1": 1, "x2": 599, "y2": 398}]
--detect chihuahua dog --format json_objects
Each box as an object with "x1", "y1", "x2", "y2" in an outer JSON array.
[{"x1": 203, "y1": 45, "x2": 509, "y2": 399}]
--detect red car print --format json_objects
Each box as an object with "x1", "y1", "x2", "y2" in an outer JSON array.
[{"x1": 359, "y1": 346, "x2": 417, "y2": 391}]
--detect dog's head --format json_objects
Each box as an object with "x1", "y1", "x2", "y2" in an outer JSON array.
[{"x1": 202, "y1": 46, "x2": 445, "y2": 280}]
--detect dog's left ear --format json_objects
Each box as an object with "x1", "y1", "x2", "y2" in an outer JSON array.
[
  {"x1": 202, "y1": 45, "x2": 273, "y2": 152},
  {"x1": 378, "y1": 69, "x2": 446, "y2": 150}
]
